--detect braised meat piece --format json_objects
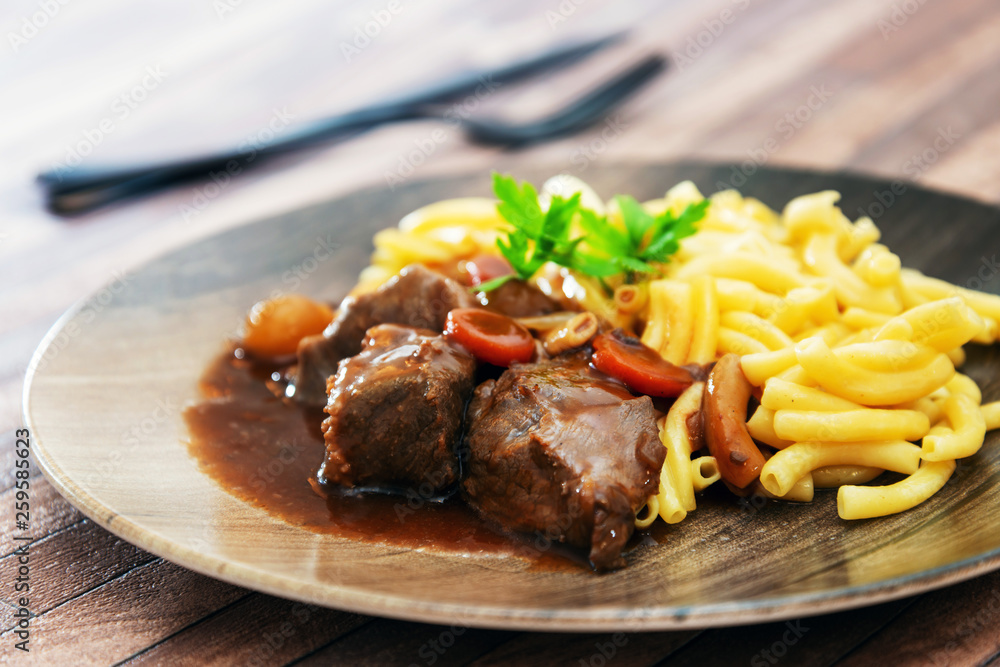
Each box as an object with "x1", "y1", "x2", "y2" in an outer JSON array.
[
  {"x1": 291, "y1": 264, "x2": 477, "y2": 404},
  {"x1": 477, "y1": 279, "x2": 560, "y2": 318},
  {"x1": 462, "y1": 358, "x2": 664, "y2": 570},
  {"x1": 319, "y1": 324, "x2": 476, "y2": 495}
]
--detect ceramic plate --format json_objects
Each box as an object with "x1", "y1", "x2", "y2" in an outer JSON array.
[{"x1": 23, "y1": 162, "x2": 1000, "y2": 631}]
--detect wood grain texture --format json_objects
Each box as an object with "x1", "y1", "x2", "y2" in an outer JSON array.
[
  {"x1": 0, "y1": 559, "x2": 247, "y2": 665},
  {"x1": 5, "y1": 0, "x2": 1000, "y2": 663},
  {"x1": 120, "y1": 595, "x2": 370, "y2": 666}
]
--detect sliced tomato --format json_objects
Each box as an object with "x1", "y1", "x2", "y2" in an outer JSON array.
[
  {"x1": 591, "y1": 330, "x2": 694, "y2": 397},
  {"x1": 464, "y1": 254, "x2": 513, "y2": 287},
  {"x1": 444, "y1": 308, "x2": 535, "y2": 367}
]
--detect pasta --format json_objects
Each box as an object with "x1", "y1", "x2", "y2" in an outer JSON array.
[{"x1": 355, "y1": 175, "x2": 1000, "y2": 526}]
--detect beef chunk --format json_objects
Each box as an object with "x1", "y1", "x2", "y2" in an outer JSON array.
[
  {"x1": 477, "y1": 279, "x2": 560, "y2": 318},
  {"x1": 462, "y1": 358, "x2": 664, "y2": 571},
  {"x1": 319, "y1": 324, "x2": 476, "y2": 494},
  {"x1": 291, "y1": 264, "x2": 477, "y2": 404}
]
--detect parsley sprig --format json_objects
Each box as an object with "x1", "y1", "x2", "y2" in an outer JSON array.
[
  {"x1": 579, "y1": 194, "x2": 709, "y2": 283},
  {"x1": 478, "y1": 173, "x2": 707, "y2": 292}
]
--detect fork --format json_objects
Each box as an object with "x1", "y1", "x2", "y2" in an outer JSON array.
[{"x1": 38, "y1": 45, "x2": 665, "y2": 214}]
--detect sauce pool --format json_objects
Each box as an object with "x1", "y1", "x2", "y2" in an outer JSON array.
[{"x1": 183, "y1": 348, "x2": 662, "y2": 570}]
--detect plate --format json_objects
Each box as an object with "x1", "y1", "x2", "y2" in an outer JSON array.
[{"x1": 23, "y1": 162, "x2": 1000, "y2": 631}]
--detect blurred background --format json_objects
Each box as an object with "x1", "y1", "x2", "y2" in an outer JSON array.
[{"x1": 3, "y1": 0, "x2": 1000, "y2": 661}]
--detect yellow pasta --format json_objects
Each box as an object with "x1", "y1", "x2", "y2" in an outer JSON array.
[
  {"x1": 900, "y1": 396, "x2": 946, "y2": 425},
  {"x1": 772, "y1": 409, "x2": 929, "y2": 443},
  {"x1": 901, "y1": 268, "x2": 1000, "y2": 330},
  {"x1": 801, "y1": 233, "x2": 901, "y2": 313},
  {"x1": 674, "y1": 253, "x2": 805, "y2": 294},
  {"x1": 691, "y1": 457, "x2": 721, "y2": 491},
  {"x1": 946, "y1": 346, "x2": 967, "y2": 367},
  {"x1": 634, "y1": 496, "x2": 660, "y2": 529},
  {"x1": 720, "y1": 311, "x2": 794, "y2": 351},
  {"x1": 656, "y1": 383, "x2": 705, "y2": 514},
  {"x1": 718, "y1": 327, "x2": 770, "y2": 356},
  {"x1": 841, "y1": 307, "x2": 892, "y2": 331},
  {"x1": 946, "y1": 373, "x2": 982, "y2": 404},
  {"x1": 837, "y1": 460, "x2": 955, "y2": 520},
  {"x1": 874, "y1": 297, "x2": 984, "y2": 352},
  {"x1": 921, "y1": 394, "x2": 987, "y2": 461},
  {"x1": 614, "y1": 284, "x2": 647, "y2": 315},
  {"x1": 982, "y1": 400, "x2": 1000, "y2": 431},
  {"x1": 773, "y1": 363, "x2": 817, "y2": 387},
  {"x1": 852, "y1": 244, "x2": 901, "y2": 288},
  {"x1": 760, "y1": 441, "x2": 922, "y2": 497},
  {"x1": 759, "y1": 472, "x2": 814, "y2": 502},
  {"x1": 760, "y1": 378, "x2": 862, "y2": 412},
  {"x1": 795, "y1": 337, "x2": 954, "y2": 405},
  {"x1": 714, "y1": 278, "x2": 788, "y2": 319},
  {"x1": 746, "y1": 407, "x2": 794, "y2": 449},
  {"x1": 833, "y1": 340, "x2": 938, "y2": 372},
  {"x1": 643, "y1": 280, "x2": 694, "y2": 366},
  {"x1": 687, "y1": 275, "x2": 718, "y2": 364},
  {"x1": 741, "y1": 347, "x2": 798, "y2": 386}
]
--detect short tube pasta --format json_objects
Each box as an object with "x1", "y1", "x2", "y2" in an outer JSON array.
[
  {"x1": 746, "y1": 407, "x2": 794, "y2": 449},
  {"x1": 760, "y1": 378, "x2": 862, "y2": 412},
  {"x1": 720, "y1": 311, "x2": 794, "y2": 351},
  {"x1": 795, "y1": 337, "x2": 954, "y2": 406},
  {"x1": 837, "y1": 460, "x2": 956, "y2": 520},
  {"x1": 691, "y1": 457, "x2": 721, "y2": 491},
  {"x1": 760, "y1": 441, "x2": 922, "y2": 497},
  {"x1": 921, "y1": 394, "x2": 987, "y2": 461},
  {"x1": 772, "y1": 408, "x2": 930, "y2": 443},
  {"x1": 687, "y1": 275, "x2": 718, "y2": 365},
  {"x1": 657, "y1": 383, "x2": 705, "y2": 513},
  {"x1": 982, "y1": 401, "x2": 1000, "y2": 431}
]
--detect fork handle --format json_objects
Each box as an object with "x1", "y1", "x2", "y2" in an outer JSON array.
[{"x1": 38, "y1": 33, "x2": 625, "y2": 215}]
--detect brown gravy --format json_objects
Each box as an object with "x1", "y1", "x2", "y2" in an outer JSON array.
[{"x1": 184, "y1": 347, "x2": 662, "y2": 570}]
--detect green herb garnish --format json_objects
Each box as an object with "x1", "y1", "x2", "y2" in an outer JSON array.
[
  {"x1": 478, "y1": 173, "x2": 707, "y2": 292},
  {"x1": 579, "y1": 195, "x2": 709, "y2": 283}
]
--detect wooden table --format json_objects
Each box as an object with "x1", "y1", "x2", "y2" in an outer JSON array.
[{"x1": 4, "y1": 0, "x2": 1000, "y2": 664}]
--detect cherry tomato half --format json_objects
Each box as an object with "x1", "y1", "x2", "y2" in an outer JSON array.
[
  {"x1": 591, "y1": 330, "x2": 694, "y2": 397},
  {"x1": 444, "y1": 308, "x2": 535, "y2": 367},
  {"x1": 464, "y1": 254, "x2": 513, "y2": 287}
]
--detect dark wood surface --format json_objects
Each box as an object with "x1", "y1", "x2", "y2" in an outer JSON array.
[{"x1": 5, "y1": 0, "x2": 1000, "y2": 664}]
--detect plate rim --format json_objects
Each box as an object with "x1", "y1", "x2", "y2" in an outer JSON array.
[{"x1": 22, "y1": 160, "x2": 1000, "y2": 631}]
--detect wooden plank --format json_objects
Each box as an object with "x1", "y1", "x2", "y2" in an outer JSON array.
[
  {"x1": 0, "y1": 519, "x2": 155, "y2": 615},
  {"x1": 0, "y1": 430, "x2": 43, "y2": 494},
  {"x1": 612, "y1": 0, "x2": 888, "y2": 160},
  {"x1": 467, "y1": 629, "x2": 701, "y2": 667},
  {"x1": 121, "y1": 594, "x2": 370, "y2": 666},
  {"x1": 927, "y1": 117, "x2": 1000, "y2": 204},
  {"x1": 660, "y1": 598, "x2": 914, "y2": 667},
  {"x1": 0, "y1": 479, "x2": 83, "y2": 558},
  {"x1": 697, "y1": 0, "x2": 996, "y2": 169},
  {"x1": 0, "y1": 600, "x2": 18, "y2": 632},
  {"x1": 834, "y1": 572, "x2": 1000, "y2": 666},
  {"x1": 295, "y1": 619, "x2": 517, "y2": 667},
  {"x1": 777, "y1": 0, "x2": 1000, "y2": 170},
  {"x1": 0, "y1": 559, "x2": 247, "y2": 666}
]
